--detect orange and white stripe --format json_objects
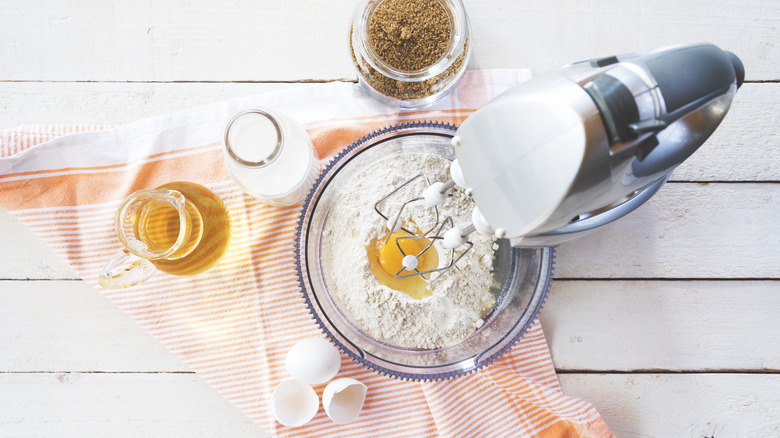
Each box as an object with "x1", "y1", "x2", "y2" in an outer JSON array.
[{"x1": 0, "y1": 71, "x2": 612, "y2": 437}]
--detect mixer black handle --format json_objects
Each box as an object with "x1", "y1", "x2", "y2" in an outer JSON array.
[
  {"x1": 628, "y1": 45, "x2": 744, "y2": 178},
  {"x1": 646, "y1": 44, "x2": 743, "y2": 118}
]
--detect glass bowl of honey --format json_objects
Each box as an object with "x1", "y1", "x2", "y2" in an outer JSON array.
[{"x1": 294, "y1": 122, "x2": 553, "y2": 381}]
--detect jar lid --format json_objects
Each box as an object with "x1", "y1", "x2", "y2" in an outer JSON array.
[{"x1": 224, "y1": 109, "x2": 284, "y2": 167}]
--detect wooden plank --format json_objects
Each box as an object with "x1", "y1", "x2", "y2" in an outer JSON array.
[
  {"x1": 0, "y1": 280, "x2": 189, "y2": 372},
  {"x1": 0, "y1": 1, "x2": 774, "y2": 436},
  {"x1": 0, "y1": 0, "x2": 355, "y2": 82},
  {"x1": 559, "y1": 373, "x2": 780, "y2": 437},
  {"x1": 0, "y1": 0, "x2": 777, "y2": 81},
  {"x1": 1, "y1": 82, "x2": 777, "y2": 181},
  {"x1": 465, "y1": 0, "x2": 779, "y2": 81},
  {"x1": 540, "y1": 280, "x2": 780, "y2": 372},
  {"x1": 1, "y1": 371, "x2": 777, "y2": 437},
  {"x1": 671, "y1": 83, "x2": 780, "y2": 182},
  {"x1": 555, "y1": 183, "x2": 780, "y2": 279},
  {"x1": 0, "y1": 82, "x2": 298, "y2": 127},
  {"x1": 0, "y1": 210, "x2": 75, "y2": 280},
  {"x1": 1, "y1": 183, "x2": 777, "y2": 280},
  {"x1": 2, "y1": 279, "x2": 777, "y2": 374},
  {"x1": 0, "y1": 372, "x2": 268, "y2": 437}
]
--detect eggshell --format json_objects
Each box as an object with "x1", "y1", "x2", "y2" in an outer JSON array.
[
  {"x1": 322, "y1": 378, "x2": 367, "y2": 424},
  {"x1": 271, "y1": 379, "x2": 319, "y2": 427},
  {"x1": 285, "y1": 337, "x2": 341, "y2": 385}
]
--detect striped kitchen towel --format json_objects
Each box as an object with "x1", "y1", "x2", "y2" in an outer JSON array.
[{"x1": 0, "y1": 70, "x2": 612, "y2": 437}]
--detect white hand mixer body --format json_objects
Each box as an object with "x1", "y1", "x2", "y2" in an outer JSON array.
[{"x1": 377, "y1": 43, "x2": 744, "y2": 278}]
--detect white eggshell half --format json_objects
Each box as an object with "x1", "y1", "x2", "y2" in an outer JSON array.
[
  {"x1": 285, "y1": 337, "x2": 341, "y2": 385},
  {"x1": 322, "y1": 378, "x2": 367, "y2": 424},
  {"x1": 271, "y1": 379, "x2": 319, "y2": 427}
]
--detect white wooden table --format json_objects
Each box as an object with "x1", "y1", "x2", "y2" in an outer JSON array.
[{"x1": 1, "y1": 1, "x2": 779, "y2": 436}]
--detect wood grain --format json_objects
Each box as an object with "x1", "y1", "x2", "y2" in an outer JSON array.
[
  {"x1": 671, "y1": 84, "x2": 780, "y2": 182},
  {"x1": 1, "y1": 0, "x2": 778, "y2": 435},
  {"x1": 2, "y1": 83, "x2": 778, "y2": 181},
  {"x1": 1, "y1": 371, "x2": 777, "y2": 437},
  {"x1": 5, "y1": 182, "x2": 775, "y2": 280},
  {"x1": 0, "y1": 372, "x2": 266, "y2": 437},
  {"x1": 0, "y1": 210, "x2": 76, "y2": 280},
  {"x1": 541, "y1": 280, "x2": 780, "y2": 372},
  {"x1": 556, "y1": 183, "x2": 780, "y2": 279},
  {"x1": 559, "y1": 373, "x2": 780, "y2": 437},
  {"x1": 464, "y1": 0, "x2": 780, "y2": 81},
  {"x1": 0, "y1": 281, "x2": 188, "y2": 372},
  {"x1": 0, "y1": 82, "x2": 298, "y2": 127},
  {"x1": 1, "y1": 0, "x2": 777, "y2": 81},
  {"x1": 2, "y1": 279, "x2": 777, "y2": 374}
]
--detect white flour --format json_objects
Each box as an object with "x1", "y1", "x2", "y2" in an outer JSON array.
[{"x1": 321, "y1": 153, "x2": 495, "y2": 349}]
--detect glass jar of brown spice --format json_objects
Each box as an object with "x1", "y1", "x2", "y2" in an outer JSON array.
[{"x1": 350, "y1": 0, "x2": 471, "y2": 109}]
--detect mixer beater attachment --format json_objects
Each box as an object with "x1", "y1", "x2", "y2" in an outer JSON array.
[
  {"x1": 374, "y1": 173, "x2": 440, "y2": 240},
  {"x1": 391, "y1": 216, "x2": 473, "y2": 283},
  {"x1": 373, "y1": 173, "x2": 473, "y2": 283}
]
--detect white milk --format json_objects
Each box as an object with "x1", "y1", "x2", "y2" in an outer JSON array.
[{"x1": 223, "y1": 109, "x2": 318, "y2": 207}]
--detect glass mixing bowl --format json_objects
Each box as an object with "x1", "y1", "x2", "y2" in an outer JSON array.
[{"x1": 294, "y1": 122, "x2": 553, "y2": 381}]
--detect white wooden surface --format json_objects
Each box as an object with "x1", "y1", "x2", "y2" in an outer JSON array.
[{"x1": 1, "y1": 1, "x2": 779, "y2": 436}]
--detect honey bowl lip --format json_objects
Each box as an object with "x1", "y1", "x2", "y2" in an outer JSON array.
[{"x1": 351, "y1": 0, "x2": 470, "y2": 82}]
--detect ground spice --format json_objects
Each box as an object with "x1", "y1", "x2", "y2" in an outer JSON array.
[
  {"x1": 351, "y1": 0, "x2": 469, "y2": 104},
  {"x1": 368, "y1": 0, "x2": 451, "y2": 71}
]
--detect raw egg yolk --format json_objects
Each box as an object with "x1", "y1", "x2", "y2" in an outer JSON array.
[{"x1": 366, "y1": 229, "x2": 439, "y2": 300}]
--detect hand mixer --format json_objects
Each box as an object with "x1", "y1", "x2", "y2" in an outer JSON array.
[{"x1": 374, "y1": 43, "x2": 744, "y2": 281}]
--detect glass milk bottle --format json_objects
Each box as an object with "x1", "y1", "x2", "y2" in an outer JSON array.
[{"x1": 223, "y1": 109, "x2": 318, "y2": 206}]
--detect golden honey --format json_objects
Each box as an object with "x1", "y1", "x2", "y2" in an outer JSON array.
[{"x1": 143, "y1": 182, "x2": 231, "y2": 276}]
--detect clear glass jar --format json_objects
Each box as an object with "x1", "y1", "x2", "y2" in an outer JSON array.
[
  {"x1": 222, "y1": 109, "x2": 318, "y2": 207},
  {"x1": 350, "y1": 0, "x2": 471, "y2": 109}
]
